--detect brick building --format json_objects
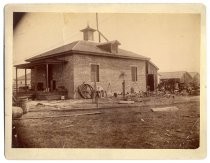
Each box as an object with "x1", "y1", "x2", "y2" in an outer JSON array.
[{"x1": 14, "y1": 25, "x2": 159, "y2": 99}]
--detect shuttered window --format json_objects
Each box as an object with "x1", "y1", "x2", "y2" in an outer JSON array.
[
  {"x1": 131, "y1": 66, "x2": 137, "y2": 81},
  {"x1": 91, "y1": 64, "x2": 99, "y2": 82}
]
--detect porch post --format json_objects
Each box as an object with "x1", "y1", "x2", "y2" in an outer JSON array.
[
  {"x1": 25, "y1": 69, "x2": 27, "y2": 87},
  {"x1": 16, "y1": 67, "x2": 18, "y2": 94},
  {"x1": 34, "y1": 67, "x2": 37, "y2": 92},
  {"x1": 46, "y1": 64, "x2": 49, "y2": 92}
]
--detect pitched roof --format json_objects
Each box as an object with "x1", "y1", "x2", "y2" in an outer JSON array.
[
  {"x1": 159, "y1": 71, "x2": 188, "y2": 79},
  {"x1": 26, "y1": 40, "x2": 150, "y2": 62},
  {"x1": 189, "y1": 72, "x2": 199, "y2": 78},
  {"x1": 80, "y1": 25, "x2": 96, "y2": 32},
  {"x1": 26, "y1": 41, "x2": 79, "y2": 62}
]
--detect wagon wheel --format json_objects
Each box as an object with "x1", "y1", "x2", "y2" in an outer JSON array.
[{"x1": 78, "y1": 84, "x2": 94, "y2": 99}]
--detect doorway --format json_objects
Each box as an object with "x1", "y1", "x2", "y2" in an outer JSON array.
[
  {"x1": 147, "y1": 74, "x2": 154, "y2": 91},
  {"x1": 48, "y1": 65, "x2": 53, "y2": 90},
  {"x1": 52, "y1": 80, "x2": 56, "y2": 90}
]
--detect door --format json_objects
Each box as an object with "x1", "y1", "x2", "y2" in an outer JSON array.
[
  {"x1": 147, "y1": 74, "x2": 154, "y2": 91},
  {"x1": 52, "y1": 80, "x2": 56, "y2": 90},
  {"x1": 48, "y1": 65, "x2": 53, "y2": 90}
]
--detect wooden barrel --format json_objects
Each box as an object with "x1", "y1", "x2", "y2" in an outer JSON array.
[{"x1": 19, "y1": 97, "x2": 29, "y2": 114}]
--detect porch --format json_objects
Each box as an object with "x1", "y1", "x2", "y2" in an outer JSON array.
[{"x1": 14, "y1": 59, "x2": 68, "y2": 100}]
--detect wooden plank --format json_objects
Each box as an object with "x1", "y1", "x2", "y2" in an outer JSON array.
[
  {"x1": 118, "y1": 100, "x2": 135, "y2": 104},
  {"x1": 151, "y1": 106, "x2": 179, "y2": 112}
]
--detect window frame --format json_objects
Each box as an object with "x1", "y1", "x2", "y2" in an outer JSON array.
[
  {"x1": 131, "y1": 66, "x2": 138, "y2": 82},
  {"x1": 90, "y1": 64, "x2": 100, "y2": 82}
]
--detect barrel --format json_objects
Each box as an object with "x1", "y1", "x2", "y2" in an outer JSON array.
[{"x1": 19, "y1": 97, "x2": 29, "y2": 114}]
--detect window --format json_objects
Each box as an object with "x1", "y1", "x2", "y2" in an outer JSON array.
[
  {"x1": 131, "y1": 66, "x2": 137, "y2": 81},
  {"x1": 91, "y1": 64, "x2": 99, "y2": 82}
]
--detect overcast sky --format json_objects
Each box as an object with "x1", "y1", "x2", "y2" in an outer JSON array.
[{"x1": 13, "y1": 13, "x2": 200, "y2": 76}]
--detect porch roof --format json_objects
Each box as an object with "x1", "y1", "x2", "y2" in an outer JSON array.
[{"x1": 14, "y1": 59, "x2": 68, "y2": 69}]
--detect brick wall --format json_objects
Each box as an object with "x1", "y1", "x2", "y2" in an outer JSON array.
[
  {"x1": 31, "y1": 66, "x2": 46, "y2": 90},
  {"x1": 73, "y1": 54, "x2": 147, "y2": 98},
  {"x1": 31, "y1": 69, "x2": 35, "y2": 89},
  {"x1": 30, "y1": 54, "x2": 155, "y2": 99},
  {"x1": 61, "y1": 55, "x2": 74, "y2": 98},
  {"x1": 31, "y1": 56, "x2": 75, "y2": 98},
  {"x1": 148, "y1": 62, "x2": 157, "y2": 75}
]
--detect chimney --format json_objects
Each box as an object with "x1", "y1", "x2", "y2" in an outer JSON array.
[{"x1": 80, "y1": 25, "x2": 96, "y2": 41}]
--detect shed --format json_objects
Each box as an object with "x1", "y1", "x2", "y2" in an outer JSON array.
[{"x1": 159, "y1": 71, "x2": 192, "y2": 84}]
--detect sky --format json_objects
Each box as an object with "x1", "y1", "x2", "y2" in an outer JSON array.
[{"x1": 13, "y1": 13, "x2": 201, "y2": 76}]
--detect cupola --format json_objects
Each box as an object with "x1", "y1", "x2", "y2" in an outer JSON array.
[{"x1": 80, "y1": 25, "x2": 96, "y2": 41}]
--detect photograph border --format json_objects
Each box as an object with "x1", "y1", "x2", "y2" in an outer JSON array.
[{"x1": 4, "y1": 3, "x2": 206, "y2": 160}]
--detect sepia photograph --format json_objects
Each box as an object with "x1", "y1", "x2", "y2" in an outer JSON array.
[{"x1": 4, "y1": 4, "x2": 206, "y2": 159}]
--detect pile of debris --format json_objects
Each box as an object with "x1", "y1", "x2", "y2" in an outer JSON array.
[{"x1": 157, "y1": 81, "x2": 200, "y2": 96}]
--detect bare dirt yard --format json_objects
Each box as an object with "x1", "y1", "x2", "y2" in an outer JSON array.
[{"x1": 12, "y1": 96, "x2": 200, "y2": 149}]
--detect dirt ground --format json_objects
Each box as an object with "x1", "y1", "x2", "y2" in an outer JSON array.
[{"x1": 12, "y1": 96, "x2": 200, "y2": 149}]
